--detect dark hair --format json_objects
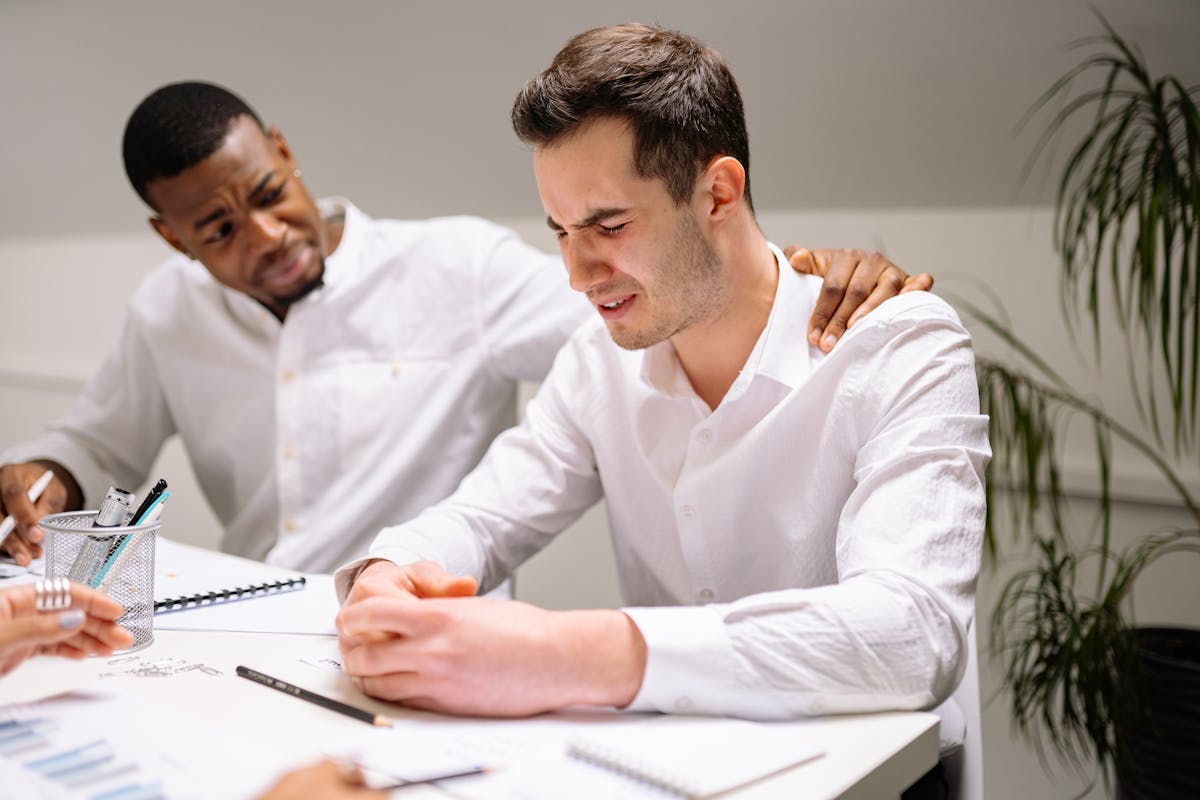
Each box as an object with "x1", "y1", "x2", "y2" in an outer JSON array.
[
  {"x1": 122, "y1": 81, "x2": 263, "y2": 207},
  {"x1": 512, "y1": 23, "x2": 752, "y2": 211}
]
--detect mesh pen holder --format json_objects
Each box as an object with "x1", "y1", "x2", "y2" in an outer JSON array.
[{"x1": 41, "y1": 510, "x2": 159, "y2": 654}]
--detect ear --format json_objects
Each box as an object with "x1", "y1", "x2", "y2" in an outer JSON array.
[
  {"x1": 149, "y1": 216, "x2": 190, "y2": 258},
  {"x1": 267, "y1": 127, "x2": 296, "y2": 168},
  {"x1": 696, "y1": 156, "x2": 746, "y2": 226}
]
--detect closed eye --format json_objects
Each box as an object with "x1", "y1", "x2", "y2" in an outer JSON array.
[
  {"x1": 204, "y1": 220, "x2": 234, "y2": 244},
  {"x1": 598, "y1": 222, "x2": 627, "y2": 236}
]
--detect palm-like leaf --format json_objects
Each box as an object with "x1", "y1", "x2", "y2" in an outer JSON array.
[
  {"x1": 977, "y1": 13, "x2": 1200, "y2": 790},
  {"x1": 1027, "y1": 16, "x2": 1200, "y2": 451}
]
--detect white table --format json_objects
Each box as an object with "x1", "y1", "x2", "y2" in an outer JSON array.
[{"x1": 1, "y1": 627, "x2": 938, "y2": 799}]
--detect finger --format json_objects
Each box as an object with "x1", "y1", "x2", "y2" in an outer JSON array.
[
  {"x1": 42, "y1": 621, "x2": 131, "y2": 658},
  {"x1": 342, "y1": 636, "x2": 423, "y2": 679},
  {"x1": 900, "y1": 272, "x2": 934, "y2": 293},
  {"x1": 80, "y1": 617, "x2": 135, "y2": 649},
  {"x1": 847, "y1": 282, "x2": 904, "y2": 330},
  {"x1": 786, "y1": 246, "x2": 816, "y2": 275},
  {"x1": 407, "y1": 562, "x2": 478, "y2": 598},
  {"x1": 0, "y1": 471, "x2": 50, "y2": 542},
  {"x1": 835, "y1": 262, "x2": 904, "y2": 336},
  {"x1": 821, "y1": 256, "x2": 904, "y2": 349},
  {"x1": 808, "y1": 257, "x2": 855, "y2": 346},
  {"x1": 22, "y1": 481, "x2": 69, "y2": 547},
  {"x1": 337, "y1": 596, "x2": 422, "y2": 638},
  {"x1": 0, "y1": 608, "x2": 87, "y2": 654},
  {"x1": 4, "y1": 583, "x2": 127, "y2": 620},
  {"x1": 1, "y1": 533, "x2": 34, "y2": 566},
  {"x1": 354, "y1": 672, "x2": 436, "y2": 706}
]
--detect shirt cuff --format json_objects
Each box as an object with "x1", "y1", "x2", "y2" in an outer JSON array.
[{"x1": 621, "y1": 604, "x2": 742, "y2": 715}]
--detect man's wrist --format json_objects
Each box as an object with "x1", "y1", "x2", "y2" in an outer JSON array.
[{"x1": 554, "y1": 609, "x2": 647, "y2": 708}]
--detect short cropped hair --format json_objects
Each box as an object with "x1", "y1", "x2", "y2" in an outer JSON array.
[
  {"x1": 511, "y1": 23, "x2": 752, "y2": 211},
  {"x1": 123, "y1": 81, "x2": 263, "y2": 207}
]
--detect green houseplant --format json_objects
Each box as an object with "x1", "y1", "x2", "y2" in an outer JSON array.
[{"x1": 971, "y1": 14, "x2": 1200, "y2": 797}]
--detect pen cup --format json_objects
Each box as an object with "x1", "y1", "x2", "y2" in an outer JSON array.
[{"x1": 40, "y1": 510, "x2": 159, "y2": 654}]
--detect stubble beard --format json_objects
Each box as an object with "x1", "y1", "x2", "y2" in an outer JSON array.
[
  {"x1": 608, "y1": 212, "x2": 725, "y2": 351},
  {"x1": 272, "y1": 260, "x2": 326, "y2": 310}
]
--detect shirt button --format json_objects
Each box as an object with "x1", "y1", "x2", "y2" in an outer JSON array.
[
  {"x1": 680, "y1": 505, "x2": 695, "y2": 519},
  {"x1": 697, "y1": 429, "x2": 713, "y2": 444},
  {"x1": 284, "y1": 519, "x2": 297, "y2": 533},
  {"x1": 281, "y1": 369, "x2": 295, "y2": 383},
  {"x1": 283, "y1": 445, "x2": 295, "y2": 459},
  {"x1": 698, "y1": 588, "x2": 715, "y2": 602},
  {"x1": 673, "y1": 696, "x2": 694, "y2": 712}
]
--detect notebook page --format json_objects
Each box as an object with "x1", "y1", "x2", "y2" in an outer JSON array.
[{"x1": 567, "y1": 716, "x2": 823, "y2": 798}]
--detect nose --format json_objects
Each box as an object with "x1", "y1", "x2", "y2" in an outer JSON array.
[
  {"x1": 246, "y1": 210, "x2": 286, "y2": 255},
  {"x1": 562, "y1": 236, "x2": 612, "y2": 294}
]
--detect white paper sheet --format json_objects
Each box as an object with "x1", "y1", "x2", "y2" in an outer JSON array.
[
  {"x1": 152, "y1": 539, "x2": 338, "y2": 635},
  {"x1": 0, "y1": 683, "x2": 293, "y2": 800}
]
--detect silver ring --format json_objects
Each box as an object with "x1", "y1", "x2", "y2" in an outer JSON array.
[{"x1": 35, "y1": 577, "x2": 72, "y2": 612}]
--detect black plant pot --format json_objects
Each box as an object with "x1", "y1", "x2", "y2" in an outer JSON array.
[{"x1": 1115, "y1": 626, "x2": 1200, "y2": 800}]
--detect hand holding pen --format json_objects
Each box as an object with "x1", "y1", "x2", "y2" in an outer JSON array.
[{"x1": 0, "y1": 461, "x2": 77, "y2": 567}]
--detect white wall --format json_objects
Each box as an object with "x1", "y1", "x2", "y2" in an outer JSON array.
[{"x1": 2, "y1": 1, "x2": 1198, "y2": 797}]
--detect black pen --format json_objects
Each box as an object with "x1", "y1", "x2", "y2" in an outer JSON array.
[
  {"x1": 129, "y1": 478, "x2": 168, "y2": 524},
  {"x1": 236, "y1": 665, "x2": 394, "y2": 727}
]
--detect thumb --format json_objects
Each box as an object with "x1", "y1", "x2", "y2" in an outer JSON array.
[
  {"x1": 407, "y1": 562, "x2": 479, "y2": 598},
  {"x1": 0, "y1": 609, "x2": 85, "y2": 651}
]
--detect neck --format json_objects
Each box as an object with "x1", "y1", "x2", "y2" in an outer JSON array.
[{"x1": 671, "y1": 218, "x2": 778, "y2": 410}]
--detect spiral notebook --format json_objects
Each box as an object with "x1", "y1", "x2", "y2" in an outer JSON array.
[
  {"x1": 566, "y1": 716, "x2": 823, "y2": 799},
  {"x1": 153, "y1": 538, "x2": 307, "y2": 614}
]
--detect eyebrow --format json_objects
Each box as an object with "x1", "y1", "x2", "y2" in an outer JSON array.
[
  {"x1": 545, "y1": 207, "x2": 631, "y2": 233},
  {"x1": 249, "y1": 171, "x2": 276, "y2": 199},
  {"x1": 194, "y1": 208, "x2": 226, "y2": 232},
  {"x1": 192, "y1": 171, "x2": 279, "y2": 231}
]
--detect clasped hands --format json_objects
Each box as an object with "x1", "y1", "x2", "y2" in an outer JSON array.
[{"x1": 336, "y1": 559, "x2": 647, "y2": 717}]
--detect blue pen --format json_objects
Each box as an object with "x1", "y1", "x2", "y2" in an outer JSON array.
[{"x1": 90, "y1": 491, "x2": 169, "y2": 590}]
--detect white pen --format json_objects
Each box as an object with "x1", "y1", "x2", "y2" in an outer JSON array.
[
  {"x1": 96, "y1": 492, "x2": 169, "y2": 594},
  {"x1": 0, "y1": 469, "x2": 54, "y2": 542}
]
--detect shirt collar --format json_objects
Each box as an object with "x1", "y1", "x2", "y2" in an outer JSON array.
[
  {"x1": 639, "y1": 241, "x2": 815, "y2": 398},
  {"x1": 753, "y1": 242, "x2": 815, "y2": 390}
]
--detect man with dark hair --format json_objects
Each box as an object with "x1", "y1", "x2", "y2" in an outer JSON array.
[
  {"x1": 0, "y1": 80, "x2": 921, "y2": 571},
  {"x1": 334, "y1": 18, "x2": 987, "y2": 764}
]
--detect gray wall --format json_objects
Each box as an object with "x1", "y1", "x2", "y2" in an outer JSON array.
[{"x1": 2, "y1": 2, "x2": 1199, "y2": 798}]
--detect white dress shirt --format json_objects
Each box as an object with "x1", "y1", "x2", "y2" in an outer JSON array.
[
  {"x1": 2, "y1": 199, "x2": 588, "y2": 572},
  {"x1": 353, "y1": 244, "x2": 990, "y2": 725}
]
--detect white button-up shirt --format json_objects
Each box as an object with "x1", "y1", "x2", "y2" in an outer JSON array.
[
  {"x1": 3, "y1": 199, "x2": 588, "y2": 571},
  {"x1": 354, "y1": 244, "x2": 990, "y2": 723}
]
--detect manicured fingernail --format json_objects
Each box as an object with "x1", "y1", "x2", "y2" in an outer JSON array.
[
  {"x1": 58, "y1": 610, "x2": 85, "y2": 630},
  {"x1": 28, "y1": 528, "x2": 44, "y2": 543},
  {"x1": 822, "y1": 334, "x2": 837, "y2": 349}
]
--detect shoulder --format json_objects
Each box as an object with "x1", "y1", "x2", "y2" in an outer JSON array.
[
  {"x1": 839, "y1": 291, "x2": 971, "y2": 348},
  {"x1": 126, "y1": 254, "x2": 220, "y2": 326}
]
